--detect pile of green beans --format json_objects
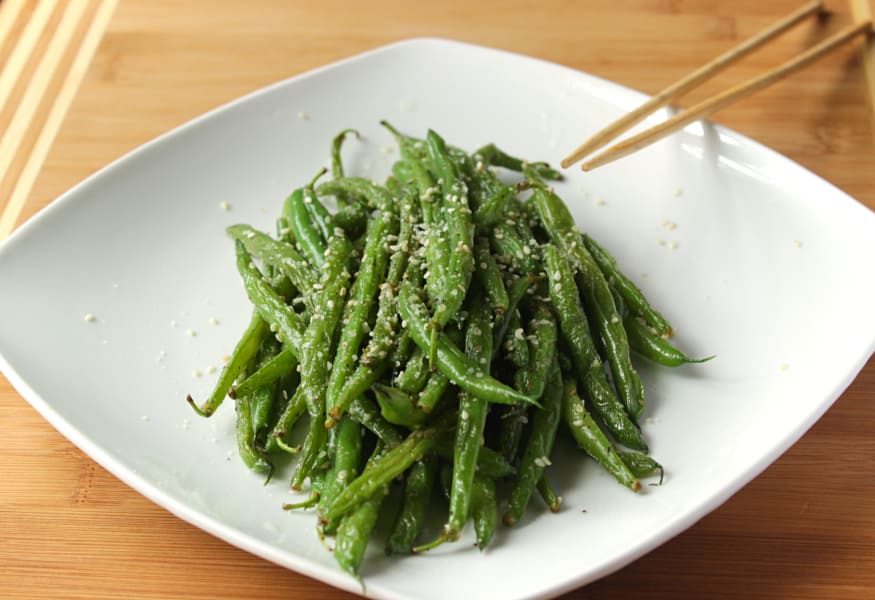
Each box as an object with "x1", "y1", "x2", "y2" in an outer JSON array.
[{"x1": 187, "y1": 124, "x2": 707, "y2": 577}]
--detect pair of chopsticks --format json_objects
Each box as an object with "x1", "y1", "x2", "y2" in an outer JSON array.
[{"x1": 561, "y1": 1, "x2": 874, "y2": 171}]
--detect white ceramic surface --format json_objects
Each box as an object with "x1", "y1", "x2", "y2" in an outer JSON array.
[{"x1": 1, "y1": 38, "x2": 873, "y2": 600}]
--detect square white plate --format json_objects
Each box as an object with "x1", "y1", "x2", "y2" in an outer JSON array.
[{"x1": 1, "y1": 38, "x2": 873, "y2": 600}]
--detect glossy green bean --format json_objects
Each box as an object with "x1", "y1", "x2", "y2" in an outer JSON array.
[
  {"x1": 284, "y1": 188, "x2": 327, "y2": 267},
  {"x1": 333, "y1": 443, "x2": 388, "y2": 577},
  {"x1": 471, "y1": 474, "x2": 498, "y2": 551},
  {"x1": 226, "y1": 224, "x2": 316, "y2": 296},
  {"x1": 535, "y1": 474, "x2": 562, "y2": 513},
  {"x1": 325, "y1": 211, "x2": 395, "y2": 424},
  {"x1": 583, "y1": 234, "x2": 672, "y2": 336},
  {"x1": 624, "y1": 315, "x2": 713, "y2": 367},
  {"x1": 426, "y1": 129, "x2": 474, "y2": 330},
  {"x1": 266, "y1": 385, "x2": 307, "y2": 454},
  {"x1": 562, "y1": 378, "x2": 640, "y2": 491},
  {"x1": 474, "y1": 143, "x2": 563, "y2": 180},
  {"x1": 397, "y1": 281, "x2": 537, "y2": 407},
  {"x1": 619, "y1": 450, "x2": 664, "y2": 484},
  {"x1": 346, "y1": 395, "x2": 403, "y2": 448},
  {"x1": 187, "y1": 311, "x2": 267, "y2": 417},
  {"x1": 503, "y1": 360, "x2": 563, "y2": 526},
  {"x1": 444, "y1": 290, "x2": 494, "y2": 541},
  {"x1": 372, "y1": 383, "x2": 431, "y2": 428},
  {"x1": 542, "y1": 244, "x2": 646, "y2": 451},
  {"x1": 318, "y1": 416, "x2": 364, "y2": 534},
  {"x1": 473, "y1": 236, "x2": 509, "y2": 314},
  {"x1": 322, "y1": 414, "x2": 452, "y2": 523},
  {"x1": 231, "y1": 348, "x2": 297, "y2": 400},
  {"x1": 385, "y1": 455, "x2": 438, "y2": 555}
]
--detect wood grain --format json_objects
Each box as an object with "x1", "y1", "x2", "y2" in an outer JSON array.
[{"x1": 1, "y1": 1, "x2": 873, "y2": 599}]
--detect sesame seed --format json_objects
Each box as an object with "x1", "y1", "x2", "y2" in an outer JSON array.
[
  {"x1": 186, "y1": 329, "x2": 197, "y2": 337},
  {"x1": 192, "y1": 370, "x2": 202, "y2": 378},
  {"x1": 297, "y1": 111, "x2": 309, "y2": 120},
  {"x1": 220, "y1": 201, "x2": 231, "y2": 211},
  {"x1": 209, "y1": 317, "x2": 219, "y2": 325},
  {"x1": 83, "y1": 313, "x2": 96, "y2": 322}
]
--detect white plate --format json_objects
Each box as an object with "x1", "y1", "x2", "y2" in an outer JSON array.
[{"x1": 1, "y1": 38, "x2": 873, "y2": 600}]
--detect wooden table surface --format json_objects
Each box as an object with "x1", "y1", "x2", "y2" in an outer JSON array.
[{"x1": 1, "y1": 1, "x2": 873, "y2": 598}]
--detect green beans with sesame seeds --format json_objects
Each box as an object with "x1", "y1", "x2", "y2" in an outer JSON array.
[
  {"x1": 325, "y1": 211, "x2": 395, "y2": 424},
  {"x1": 397, "y1": 279, "x2": 538, "y2": 407},
  {"x1": 503, "y1": 360, "x2": 563, "y2": 526},
  {"x1": 543, "y1": 244, "x2": 647, "y2": 451},
  {"x1": 191, "y1": 126, "x2": 708, "y2": 578},
  {"x1": 226, "y1": 224, "x2": 316, "y2": 296}
]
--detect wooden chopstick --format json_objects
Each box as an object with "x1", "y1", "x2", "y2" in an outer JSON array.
[
  {"x1": 560, "y1": 0, "x2": 825, "y2": 168},
  {"x1": 849, "y1": 0, "x2": 875, "y2": 127},
  {"x1": 578, "y1": 20, "x2": 872, "y2": 171}
]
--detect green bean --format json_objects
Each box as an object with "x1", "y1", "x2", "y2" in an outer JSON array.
[
  {"x1": 583, "y1": 234, "x2": 672, "y2": 336},
  {"x1": 446, "y1": 291, "x2": 494, "y2": 539},
  {"x1": 372, "y1": 383, "x2": 431, "y2": 428},
  {"x1": 322, "y1": 413, "x2": 453, "y2": 524},
  {"x1": 317, "y1": 416, "x2": 364, "y2": 534},
  {"x1": 619, "y1": 450, "x2": 664, "y2": 484},
  {"x1": 292, "y1": 232, "x2": 352, "y2": 488},
  {"x1": 235, "y1": 391, "x2": 271, "y2": 474},
  {"x1": 397, "y1": 280, "x2": 537, "y2": 407},
  {"x1": 231, "y1": 348, "x2": 297, "y2": 399},
  {"x1": 426, "y1": 129, "x2": 475, "y2": 331},
  {"x1": 416, "y1": 370, "x2": 451, "y2": 413},
  {"x1": 234, "y1": 244, "x2": 305, "y2": 353},
  {"x1": 500, "y1": 313, "x2": 556, "y2": 460},
  {"x1": 562, "y1": 378, "x2": 640, "y2": 491},
  {"x1": 266, "y1": 385, "x2": 307, "y2": 454},
  {"x1": 471, "y1": 474, "x2": 498, "y2": 551},
  {"x1": 492, "y1": 274, "x2": 537, "y2": 352},
  {"x1": 316, "y1": 177, "x2": 394, "y2": 212},
  {"x1": 473, "y1": 184, "x2": 519, "y2": 233},
  {"x1": 333, "y1": 443, "x2": 388, "y2": 577},
  {"x1": 357, "y1": 191, "x2": 416, "y2": 368},
  {"x1": 491, "y1": 222, "x2": 540, "y2": 276},
  {"x1": 284, "y1": 188, "x2": 327, "y2": 267},
  {"x1": 346, "y1": 396, "x2": 403, "y2": 447},
  {"x1": 536, "y1": 474, "x2": 562, "y2": 513},
  {"x1": 249, "y1": 338, "x2": 281, "y2": 448},
  {"x1": 542, "y1": 244, "x2": 646, "y2": 451},
  {"x1": 531, "y1": 184, "x2": 646, "y2": 421},
  {"x1": 226, "y1": 224, "x2": 316, "y2": 296},
  {"x1": 394, "y1": 347, "x2": 430, "y2": 394},
  {"x1": 385, "y1": 455, "x2": 438, "y2": 555},
  {"x1": 302, "y1": 170, "x2": 335, "y2": 243},
  {"x1": 624, "y1": 316, "x2": 713, "y2": 367},
  {"x1": 474, "y1": 143, "x2": 563, "y2": 180},
  {"x1": 503, "y1": 360, "x2": 563, "y2": 526},
  {"x1": 187, "y1": 311, "x2": 267, "y2": 417},
  {"x1": 331, "y1": 129, "x2": 359, "y2": 181},
  {"x1": 417, "y1": 289, "x2": 493, "y2": 551},
  {"x1": 502, "y1": 310, "x2": 529, "y2": 369},
  {"x1": 433, "y1": 435, "x2": 515, "y2": 479},
  {"x1": 380, "y1": 119, "x2": 427, "y2": 161},
  {"x1": 330, "y1": 358, "x2": 391, "y2": 425},
  {"x1": 325, "y1": 211, "x2": 395, "y2": 425},
  {"x1": 473, "y1": 236, "x2": 509, "y2": 314}
]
